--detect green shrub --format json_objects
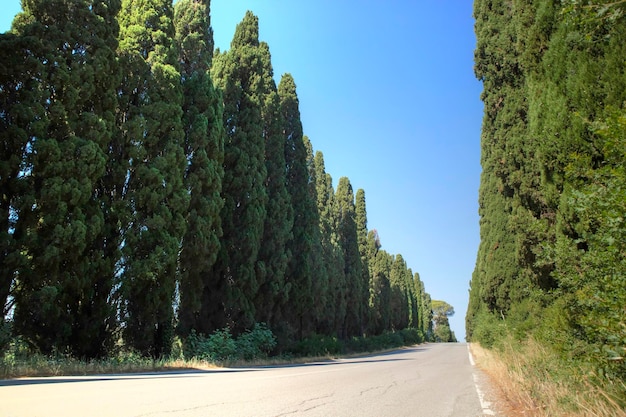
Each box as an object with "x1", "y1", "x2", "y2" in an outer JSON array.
[
  {"x1": 0, "y1": 320, "x2": 12, "y2": 357},
  {"x1": 472, "y1": 310, "x2": 507, "y2": 349},
  {"x1": 235, "y1": 323, "x2": 277, "y2": 360},
  {"x1": 294, "y1": 334, "x2": 342, "y2": 356},
  {"x1": 184, "y1": 328, "x2": 237, "y2": 362},
  {"x1": 399, "y1": 328, "x2": 424, "y2": 345}
]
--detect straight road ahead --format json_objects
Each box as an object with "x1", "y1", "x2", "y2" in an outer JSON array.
[{"x1": 0, "y1": 343, "x2": 490, "y2": 417}]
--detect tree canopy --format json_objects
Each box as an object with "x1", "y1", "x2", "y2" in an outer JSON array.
[{"x1": 0, "y1": 3, "x2": 438, "y2": 360}]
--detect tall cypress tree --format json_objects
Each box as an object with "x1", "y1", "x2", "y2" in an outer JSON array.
[
  {"x1": 0, "y1": 22, "x2": 45, "y2": 342},
  {"x1": 277, "y1": 73, "x2": 315, "y2": 338},
  {"x1": 174, "y1": 0, "x2": 225, "y2": 338},
  {"x1": 389, "y1": 254, "x2": 410, "y2": 330},
  {"x1": 354, "y1": 189, "x2": 371, "y2": 334},
  {"x1": 210, "y1": 11, "x2": 268, "y2": 332},
  {"x1": 254, "y1": 53, "x2": 293, "y2": 330},
  {"x1": 365, "y1": 231, "x2": 391, "y2": 335},
  {"x1": 10, "y1": 0, "x2": 121, "y2": 357},
  {"x1": 313, "y1": 151, "x2": 344, "y2": 336},
  {"x1": 302, "y1": 136, "x2": 329, "y2": 335},
  {"x1": 118, "y1": 0, "x2": 188, "y2": 358},
  {"x1": 335, "y1": 177, "x2": 364, "y2": 337}
]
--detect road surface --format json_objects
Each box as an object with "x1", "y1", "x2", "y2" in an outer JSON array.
[{"x1": 0, "y1": 343, "x2": 493, "y2": 417}]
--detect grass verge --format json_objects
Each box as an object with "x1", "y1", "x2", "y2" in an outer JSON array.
[{"x1": 470, "y1": 339, "x2": 626, "y2": 417}]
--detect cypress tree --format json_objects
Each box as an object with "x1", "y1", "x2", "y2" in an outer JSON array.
[
  {"x1": 0, "y1": 22, "x2": 45, "y2": 335},
  {"x1": 313, "y1": 151, "x2": 345, "y2": 336},
  {"x1": 210, "y1": 11, "x2": 268, "y2": 332},
  {"x1": 10, "y1": 0, "x2": 121, "y2": 357},
  {"x1": 118, "y1": 0, "x2": 188, "y2": 358},
  {"x1": 335, "y1": 177, "x2": 364, "y2": 337},
  {"x1": 174, "y1": 0, "x2": 225, "y2": 338},
  {"x1": 278, "y1": 74, "x2": 315, "y2": 339},
  {"x1": 366, "y1": 231, "x2": 391, "y2": 335},
  {"x1": 354, "y1": 188, "x2": 370, "y2": 333},
  {"x1": 389, "y1": 254, "x2": 410, "y2": 330},
  {"x1": 254, "y1": 57, "x2": 293, "y2": 330},
  {"x1": 302, "y1": 136, "x2": 329, "y2": 335}
]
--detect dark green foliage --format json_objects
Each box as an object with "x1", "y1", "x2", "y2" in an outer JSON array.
[
  {"x1": 335, "y1": 177, "x2": 365, "y2": 337},
  {"x1": 0, "y1": 28, "x2": 44, "y2": 342},
  {"x1": 183, "y1": 323, "x2": 276, "y2": 361},
  {"x1": 389, "y1": 254, "x2": 411, "y2": 331},
  {"x1": 174, "y1": 0, "x2": 225, "y2": 338},
  {"x1": 313, "y1": 152, "x2": 345, "y2": 336},
  {"x1": 302, "y1": 137, "x2": 329, "y2": 335},
  {"x1": 184, "y1": 328, "x2": 236, "y2": 362},
  {"x1": 468, "y1": 0, "x2": 626, "y2": 389},
  {"x1": 235, "y1": 322, "x2": 277, "y2": 360},
  {"x1": 10, "y1": 0, "x2": 121, "y2": 358},
  {"x1": 354, "y1": 189, "x2": 371, "y2": 333},
  {"x1": 279, "y1": 75, "x2": 317, "y2": 340},
  {"x1": 1, "y1": 3, "x2": 432, "y2": 362},
  {"x1": 209, "y1": 11, "x2": 269, "y2": 332},
  {"x1": 118, "y1": 0, "x2": 188, "y2": 358},
  {"x1": 254, "y1": 64, "x2": 293, "y2": 331},
  {"x1": 366, "y1": 234, "x2": 392, "y2": 335}
]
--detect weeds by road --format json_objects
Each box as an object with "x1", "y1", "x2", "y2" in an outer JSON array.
[{"x1": 470, "y1": 340, "x2": 626, "y2": 417}]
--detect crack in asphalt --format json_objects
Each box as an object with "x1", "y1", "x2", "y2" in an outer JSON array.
[{"x1": 275, "y1": 393, "x2": 335, "y2": 416}]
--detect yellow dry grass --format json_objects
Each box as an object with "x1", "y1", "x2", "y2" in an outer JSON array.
[{"x1": 470, "y1": 340, "x2": 626, "y2": 417}]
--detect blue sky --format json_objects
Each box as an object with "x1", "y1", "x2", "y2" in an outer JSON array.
[{"x1": 1, "y1": 1, "x2": 483, "y2": 341}]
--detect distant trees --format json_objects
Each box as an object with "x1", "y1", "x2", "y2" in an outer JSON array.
[
  {"x1": 432, "y1": 300, "x2": 456, "y2": 343},
  {"x1": 1, "y1": 2, "x2": 436, "y2": 359}
]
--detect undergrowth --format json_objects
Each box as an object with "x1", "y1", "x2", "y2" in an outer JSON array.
[
  {"x1": 0, "y1": 326, "x2": 426, "y2": 379},
  {"x1": 471, "y1": 338, "x2": 626, "y2": 417}
]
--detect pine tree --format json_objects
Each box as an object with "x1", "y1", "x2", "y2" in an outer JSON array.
[
  {"x1": 118, "y1": 0, "x2": 188, "y2": 358},
  {"x1": 10, "y1": 0, "x2": 121, "y2": 357},
  {"x1": 210, "y1": 11, "x2": 268, "y2": 332},
  {"x1": 174, "y1": 0, "x2": 225, "y2": 338}
]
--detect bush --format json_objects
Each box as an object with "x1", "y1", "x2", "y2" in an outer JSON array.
[
  {"x1": 399, "y1": 328, "x2": 424, "y2": 345},
  {"x1": 184, "y1": 328, "x2": 236, "y2": 362},
  {"x1": 184, "y1": 324, "x2": 277, "y2": 362},
  {"x1": 235, "y1": 323, "x2": 277, "y2": 360},
  {"x1": 472, "y1": 310, "x2": 507, "y2": 349},
  {"x1": 0, "y1": 320, "x2": 12, "y2": 357},
  {"x1": 294, "y1": 334, "x2": 343, "y2": 357}
]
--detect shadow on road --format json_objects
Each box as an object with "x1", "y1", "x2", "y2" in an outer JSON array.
[{"x1": 0, "y1": 345, "x2": 431, "y2": 387}]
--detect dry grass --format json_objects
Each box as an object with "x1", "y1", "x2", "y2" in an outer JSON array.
[
  {"x1": 0, "y1": 352, "x2": 353, "y2": 379},
  {"x1": 470, "y1": 340, "x2": 626, "y2": 417}
]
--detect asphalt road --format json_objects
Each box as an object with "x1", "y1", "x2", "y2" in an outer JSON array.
[{"x1": 0, "y1": 343, "x2": 490, "y2": 417}]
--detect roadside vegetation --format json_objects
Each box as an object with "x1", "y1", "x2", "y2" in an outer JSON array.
[
  {"x1": 471, "y1": 340, "x2": 626, "y2": 417},
  {"x1": 0, "y1": 324, "x2": 426, "y2": 379},
  {"x1": 467, "y1": 0, "x2": 625, "y2": 415}
]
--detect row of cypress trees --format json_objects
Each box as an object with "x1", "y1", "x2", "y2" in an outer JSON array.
[
  {"x1": 467, "y1": 0, "x2": 625, "y2": 383},
  {"x1": 0, "y1": 0, "x2": 433, "y2": 359}
]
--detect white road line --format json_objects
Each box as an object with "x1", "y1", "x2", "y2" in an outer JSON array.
[{"x1": 468, "y1": 344, "x2": 496, "y2": 416}]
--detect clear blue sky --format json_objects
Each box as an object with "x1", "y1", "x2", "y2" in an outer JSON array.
[{"x1": 1, "y1": 1, "x2": 483, "y2": 341}]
